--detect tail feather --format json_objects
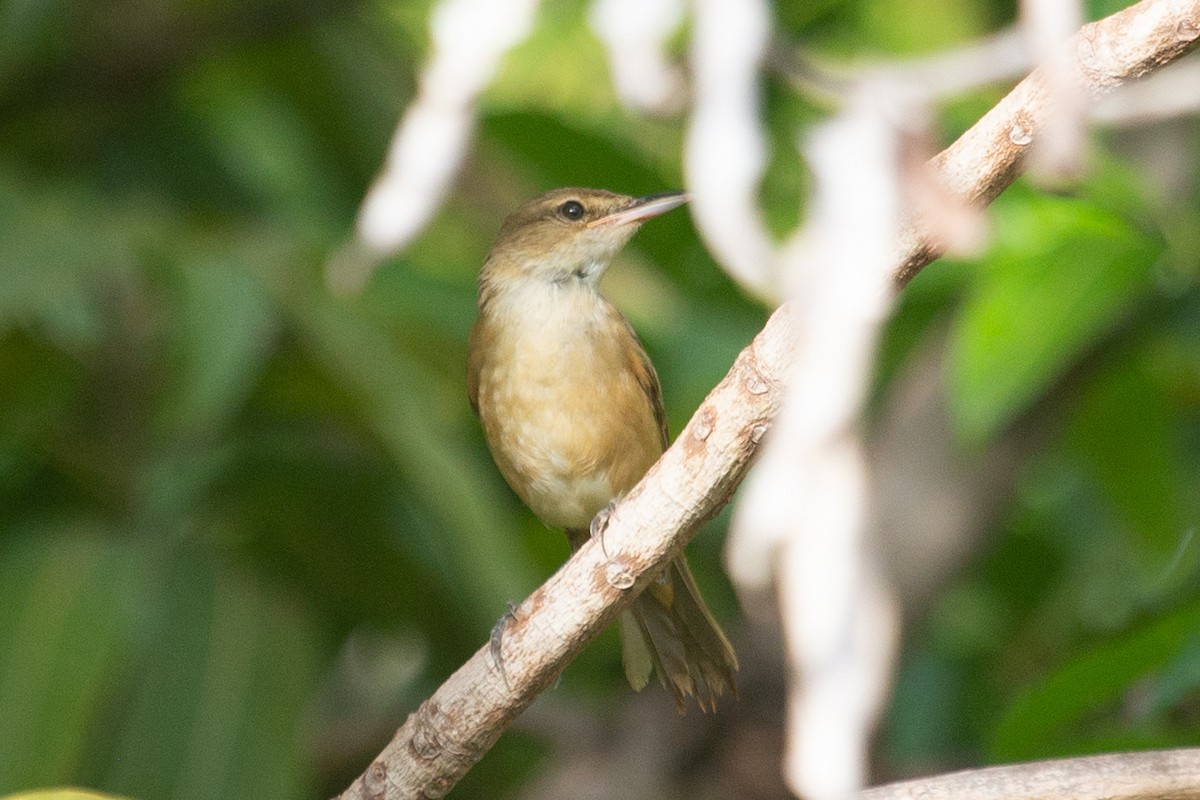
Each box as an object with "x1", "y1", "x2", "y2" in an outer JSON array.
[
  {"x1": 618, "y1": 610, "x2": 655, "y2": 691},
  {"x1": 626, "y1": 556, "x2": 738, "y2": 712},
  {"x1": 567, "y1": 527, "x2": 737, "y2": 712}
]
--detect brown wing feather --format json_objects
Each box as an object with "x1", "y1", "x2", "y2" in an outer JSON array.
[{"x1": 621, "y1": 318, "x2": 669, "y2": 450}]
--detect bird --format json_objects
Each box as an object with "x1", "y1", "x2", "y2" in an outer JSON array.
[{"x1": 467, "y1": 187, "x2": 738, "y2": 712}]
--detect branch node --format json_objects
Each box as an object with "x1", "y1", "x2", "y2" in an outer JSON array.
[
  {"x1": 605, "y1": 560, "x2": 637, "y2": 590},
  {"x1": 1008, "y1": 118, "x2": 1034, "y2": 146},
  {"x1": 691, "y1": 406, "x2": 717, "y2": 442},
  {"x1": 409, "y1": 703, "x2": 444, "y2": 761},
  {"x1": 364, "y1": 762, "x2": 388, "y2": 799},
  {"x1": 749, "y1": 422, "x2": 770, "y2": 444},
  {"x1": 424, "y1": 774, "x2": 455, "y2": 799},
  {"x1": 740, "y1": 353, "x2": 776, "y2": 397}
]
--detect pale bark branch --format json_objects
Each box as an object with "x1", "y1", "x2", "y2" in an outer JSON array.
[
  {"x1": 895, "y1": 0, "x2": 1200, "y2": 284},
  {"x1": 333, "y1": 1, "x2": 1200, "y2": 797},
  {"x1": 863, "y1": 748, "x2": 1200, "y2": 800}
]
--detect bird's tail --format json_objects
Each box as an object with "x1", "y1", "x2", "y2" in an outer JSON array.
[{"x1": 618, "y1": 555, "x2": 738, "y2": 713}]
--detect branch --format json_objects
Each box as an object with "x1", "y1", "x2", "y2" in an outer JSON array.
[
  {"x1": 862, "y1": 748, "x2": 1200, "y2": 800},
  {"x1": 334, "y1": 1, "x2": 1200, "y2": 797},
  {"x1": 895, "y1": 0, "x2": 1200, "y2": 284}
]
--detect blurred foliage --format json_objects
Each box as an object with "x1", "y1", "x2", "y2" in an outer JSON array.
[
  {"x1": 0, "y1": 792, "x2": 131, "y2": 800},
  {"x1": 1, "y1": 0, "x2": 1198, "y2": 798}
]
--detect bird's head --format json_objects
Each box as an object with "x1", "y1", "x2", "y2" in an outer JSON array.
[{"x1": 481, "y1": 188, "x2": 687, "y2": 288}]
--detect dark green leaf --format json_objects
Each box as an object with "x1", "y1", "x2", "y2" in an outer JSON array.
[{"x1": 950, "y1": 190, "x2": 1163, "y2": 443}]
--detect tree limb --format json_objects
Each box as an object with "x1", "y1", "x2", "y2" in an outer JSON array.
[
  {"x1": 334, "y1": 1, "x2": 1200, "y2": 797},
  {"x1": 863, "y1": 748, "x2": 1200, "y2": 800},
  {"x1": 895, "y1": 0, "x2": 1200, "y2": 284}
]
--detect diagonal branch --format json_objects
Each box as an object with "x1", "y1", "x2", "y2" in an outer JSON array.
[
  {"x1": 334, "y1": 1, "x2": 1200, "y2": 797},
  {"x1": 895, "y1": 0, "x2": 1200, "y2": 284}
]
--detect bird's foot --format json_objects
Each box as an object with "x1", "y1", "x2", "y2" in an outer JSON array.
[
  {"x1": 590, "y1": 499, "x2": 618, "y2": 558},
  {"x1": 591, "y1": 500, "x2": 636, "y2": 590},
  {"x1": 489, "y1": 601, "x2": 520, "y2": 688}
]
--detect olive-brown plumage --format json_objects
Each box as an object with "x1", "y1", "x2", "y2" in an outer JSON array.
[{"x1": 468, "y1": 188, "x2": 738, "y2": 711}]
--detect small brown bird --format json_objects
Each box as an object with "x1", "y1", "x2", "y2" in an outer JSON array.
[{"x1": 467, "y1": 187, "x2": 737, "y2": 711}]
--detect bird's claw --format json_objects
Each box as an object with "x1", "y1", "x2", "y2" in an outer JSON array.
[
  {"x1": 490, "y1": 601, "x2": 520, "y2": 688},
  {"x1": 591, "y1": 500, "x2": 636, "y2": 590},
  {"x1": 590, "y1": 499, "x2": 618, "y2": 559}
]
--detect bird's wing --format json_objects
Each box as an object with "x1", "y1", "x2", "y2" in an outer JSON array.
[{"x1": 622, "y1": 318, "x2": 670, "y2": 450}]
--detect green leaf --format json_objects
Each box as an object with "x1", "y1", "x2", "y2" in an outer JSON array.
[
  {"x1": 857, "y1": 0, "x2": 992, "y2": 54},
  {"x1": 1068, "y1": 357, "x2": 1189, "y2": 569},
  {"x1": 0, "y1": 175, "x2": 133, "y2": 351},
  {"x1": 96, "y1": 549, "x2": 320, "y2": 800},
  {"x1": 483, "y1": 2, "x2": 620, "y2": 124},
  {"x1": 990, "y1": 601, "x2": 1200, "y2": 761},
  {"x1": 0, "y1": 534, "x2": 144, "y2": 795},
  {"x1": 176, "y1": 59, "x2": 339, "y2": 223},
  {"x1": 949, "y1": 190, "x2": 1162, "y2": 443},
  {"x1": 159, "y1": 257, "x2": 277, "y2": 435}
]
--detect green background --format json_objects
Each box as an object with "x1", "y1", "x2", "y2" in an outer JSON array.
[{"x1": 1, "y1": 0, "x2": 1198, "y2": 797}]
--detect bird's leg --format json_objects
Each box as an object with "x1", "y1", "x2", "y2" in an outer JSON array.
[{"x1": 489, "y1": 600, "x2": 520, "y2": 688}]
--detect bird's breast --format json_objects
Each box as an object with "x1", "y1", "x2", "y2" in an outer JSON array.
[{"x1": 473, "y1": 287, "x2": 663, "y2": 529}]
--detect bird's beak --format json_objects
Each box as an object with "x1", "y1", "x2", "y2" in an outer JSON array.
[{"x1": 587, "y1": 191, "x2": 688, "y2": 228}]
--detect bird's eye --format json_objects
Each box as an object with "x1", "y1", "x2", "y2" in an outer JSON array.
[{"x1": 557, "y1": 200, "x2": 585, "y2": 221}]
